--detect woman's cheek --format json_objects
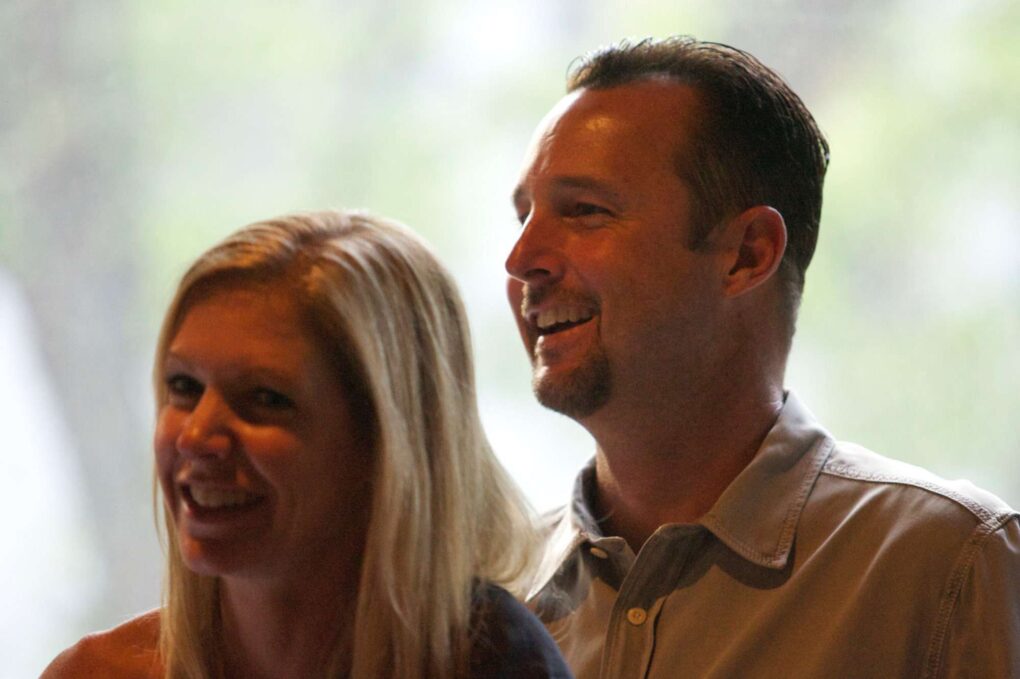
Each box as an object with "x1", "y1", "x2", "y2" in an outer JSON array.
[{"x1": 153, "y1": 408, "x2": 182, "y2": 510}]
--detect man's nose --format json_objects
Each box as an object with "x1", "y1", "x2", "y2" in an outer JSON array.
[{"x1": 504, "y1": 213, "x2": 565, "y2": 287}]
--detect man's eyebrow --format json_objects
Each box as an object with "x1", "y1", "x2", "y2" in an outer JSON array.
[
  {"x1": 512, "y1": 176, "x2": 624, "y2": 207},
  {"x1": 552, "y1": 176, "x2": 624, "y2": 203}
]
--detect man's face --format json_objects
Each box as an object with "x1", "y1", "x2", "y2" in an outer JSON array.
[{"x1": 506, "y1": 80, "x2": 729, "y2": 422}]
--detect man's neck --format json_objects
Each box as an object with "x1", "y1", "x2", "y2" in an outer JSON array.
[{"x1": 586, "y1": 384, "x2": 785, "y2": 552}]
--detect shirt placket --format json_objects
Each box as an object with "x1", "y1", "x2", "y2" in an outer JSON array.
[{"x1": 598, "y1": 526, "x2": 702, "y2": 679}]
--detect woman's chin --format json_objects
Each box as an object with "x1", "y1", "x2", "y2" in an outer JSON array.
[{"x1": 178, "y1": 534, "x2": 254, "y2": 578}]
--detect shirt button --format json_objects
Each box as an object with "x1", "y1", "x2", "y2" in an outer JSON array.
[
  {"x1": 589, "y1": 547, "x2": 609, "y2": 559},
  {"x1": 626, "y1": 607, "x2": 647, "y2": 626}
]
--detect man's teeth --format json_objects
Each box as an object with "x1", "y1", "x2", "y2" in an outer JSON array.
[
  {"x1": 189, "y1": 486, "x2": 258, "y2": 509},
  {"x1": 536, "y1": 307, "x2": 593, "y2": 330}
]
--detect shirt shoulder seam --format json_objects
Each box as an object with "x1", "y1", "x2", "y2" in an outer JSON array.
[{"x1": 821, "y1": 463, "x2": 1014, "y2": 527}]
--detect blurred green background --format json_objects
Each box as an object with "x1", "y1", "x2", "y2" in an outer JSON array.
[{"x1": 1, "y1": 1, "x2": 1017, "y2": 675}]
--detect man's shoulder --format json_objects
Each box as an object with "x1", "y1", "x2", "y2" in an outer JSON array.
[
  {"x1": 820, "y1": 440, "x2": 1017, "y2": 529},
  {"x1": 41, "y1": 609, "x2": 162, "y2": 679}
]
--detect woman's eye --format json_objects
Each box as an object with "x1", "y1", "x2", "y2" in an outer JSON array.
[
  {"x1": 166, "y1": 374, "x2": 202, "y2": 399},
  {"x1": 253, "y1": 388, "x2": 294, "y2": 410}
]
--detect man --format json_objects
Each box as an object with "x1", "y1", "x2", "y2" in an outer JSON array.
[{"x1": 505, "y1": 36, "x2": 1019, "y2": 678}]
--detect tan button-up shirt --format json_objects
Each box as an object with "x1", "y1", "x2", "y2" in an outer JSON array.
[{"x1": 529, "y1": 393, "x2": 1020, "y2": 678}]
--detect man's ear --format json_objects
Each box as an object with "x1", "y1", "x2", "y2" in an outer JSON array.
[{"x1": 719, "y1": 205, "x2": 787, "y2": 298}]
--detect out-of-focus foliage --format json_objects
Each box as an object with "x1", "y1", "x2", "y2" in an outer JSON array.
[
  {"x1": 1, "y1": 0, "x2": 1016, "y2": 676},
  {"x1": 794, "y1": 0, "x2": 1020, "y2": 492}
]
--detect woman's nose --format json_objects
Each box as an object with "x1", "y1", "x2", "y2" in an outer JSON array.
[{"x1": 175, "y1": 392, "x2": 234, "y2": 459}]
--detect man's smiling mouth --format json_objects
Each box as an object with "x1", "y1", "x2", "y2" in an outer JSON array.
[{"x1": 529, "y1": 304, "x2": 597, "y2": 336}]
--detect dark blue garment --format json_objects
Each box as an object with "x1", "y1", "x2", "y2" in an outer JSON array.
[{"x1": 470, "y1": 582, "x2": 573, "y2": 678}]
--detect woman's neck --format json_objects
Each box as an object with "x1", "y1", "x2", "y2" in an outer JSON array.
[{"x1": 218, "y1": 556, "x2": 360, "y2": 679}]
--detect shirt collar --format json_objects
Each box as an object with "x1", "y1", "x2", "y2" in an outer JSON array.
[
  {"x1": 570, "y1": 460, "x2": 603, "y2": 537},
  {"x1": 556, "y1": 391, "x2": 834, "y2": 572},
  {"x1": 526, "y1": 462, "x2": 602, "y2": 600},
  {"x1": 700, "y1": 392, "x2": 834, "y2": 569}
]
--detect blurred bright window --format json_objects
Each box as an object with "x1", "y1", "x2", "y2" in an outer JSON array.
[{"x1": 1, "y1": 1, "x2": 1016, "y2": 674}]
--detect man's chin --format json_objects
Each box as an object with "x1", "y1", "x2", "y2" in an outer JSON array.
[{"x1": 532, "y1": 357, "x2": 611, "y2": 420}]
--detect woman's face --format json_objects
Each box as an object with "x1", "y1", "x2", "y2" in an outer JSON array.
[{"x1": 154, "y1": 284, "x2": 371, "y2": 581}]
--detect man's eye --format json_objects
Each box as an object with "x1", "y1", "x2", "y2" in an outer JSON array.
[
  {"x1": 570, "y1": 203, "x2": 610, "y2": 218},
  {"x1": 253, "y1": 388, "x2": 294, "y2": 410}
]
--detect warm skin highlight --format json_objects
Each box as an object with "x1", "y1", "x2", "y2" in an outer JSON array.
[{"x1": 507, "y1": 81, "x2": 789, "y2": 550}]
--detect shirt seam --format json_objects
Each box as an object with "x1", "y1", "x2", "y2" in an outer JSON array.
[
  {"x1": 922, "y1": 515, "x2": 1014, "y2": 678},
  {"x1": 821, "y1": 463, "x2": 1008, "y2": 527}
]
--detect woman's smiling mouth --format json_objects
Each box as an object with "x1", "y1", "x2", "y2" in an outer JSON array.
[{"x1": 182, "y1": 484, "x2": 265, "y2": 515}]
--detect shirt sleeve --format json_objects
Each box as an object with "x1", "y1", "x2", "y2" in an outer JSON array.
[
  {"x1": 935, "y1": 515, "x2": 1020, "y2": 678},
  {"x1": 470, "y1": 582, "x2": 575, "y2": 679}
]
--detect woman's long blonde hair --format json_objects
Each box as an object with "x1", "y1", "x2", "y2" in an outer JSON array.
[{"x1": 153, "y1": 210, "x2": 537, "y2": 678}]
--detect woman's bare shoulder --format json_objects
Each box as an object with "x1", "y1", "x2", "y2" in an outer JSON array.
[{"x1": 41, "y1": 609, "x2": 162, "y2": 679}]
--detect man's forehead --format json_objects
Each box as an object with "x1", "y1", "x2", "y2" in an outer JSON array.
[
  {"x1": 515, "y1": 81, "x2": 701, "y2": 195},
  {"x1": 553, "y1": 79, "x2": 699, "y2": 124},
  {"x1": 527, "y1": 88, "x2": 633, "y2": 148},
  {"x1": 516, "y1": 91, "x2": 583, "y2": 176}
]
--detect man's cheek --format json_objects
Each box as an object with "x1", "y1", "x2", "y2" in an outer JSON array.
[
  {"x1": 505, "y1": 276, "x2": 523, "y2": 308},
  {"x1": 505, "y1": 277, "x2": 532, "y2": 349}
]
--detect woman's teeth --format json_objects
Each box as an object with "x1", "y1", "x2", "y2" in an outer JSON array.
[{"x1": 189, "y1": 486, "x2": 258, "y2": 509}]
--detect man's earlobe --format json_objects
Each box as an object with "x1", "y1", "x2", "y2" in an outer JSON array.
[{"x1": 723, "y1": 206, "x2": 787, "y2": 297}]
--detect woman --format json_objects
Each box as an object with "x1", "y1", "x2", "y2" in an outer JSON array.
[{"x1": 44, "y1": 210, "x2": 571, "y2": 678}]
